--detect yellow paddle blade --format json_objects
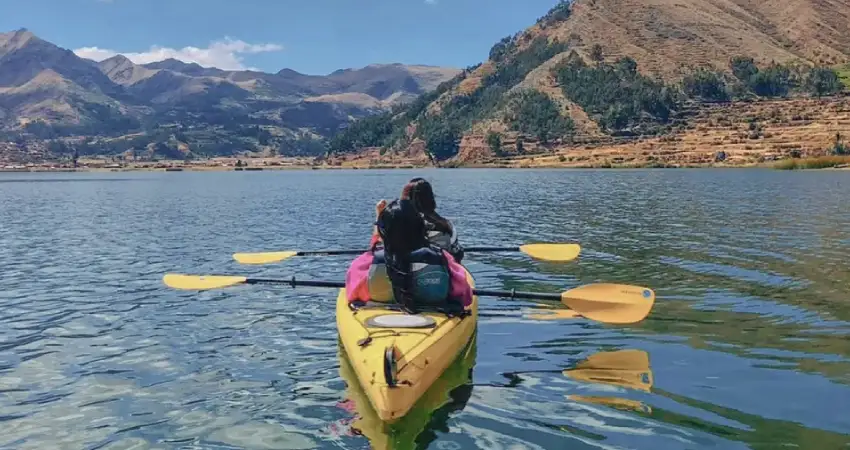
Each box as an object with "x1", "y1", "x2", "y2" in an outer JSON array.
[
  {"x1": 567, "y1": 395, "x2": 652, "y2": 413},
  {"x1": 561, "y1": 284, "x2": 655, "y2": 324},
  {"x1": 519, "y1": 243, "x2": 581, "y2": 262},
  {"x1": 162, "y1": 274, "x2": 248, "y2": 290},
  {"x1": 232, "y1": 251, "x2": 298, "y2": 265},
  {"x1": 564, "y1": 350, "x2": 653, "y2": 392}
]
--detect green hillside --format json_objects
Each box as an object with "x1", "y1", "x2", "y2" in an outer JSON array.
[{"x1": 328, "y1": 0, "x2": 848, "y2": 163}]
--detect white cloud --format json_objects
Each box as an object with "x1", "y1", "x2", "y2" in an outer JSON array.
[
  {"x1": 73, "y1": 37, "x2": 284, "y2": 71},
  {"x1": 425, "y1": 0, "x2": 437, "y2": 4}
]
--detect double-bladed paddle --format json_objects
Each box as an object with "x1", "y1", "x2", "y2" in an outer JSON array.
[
  {"x1": 161, "y1": 273, "x2": 654, "y2": 324},
  {"x1": 232, "y1": 243, "x2": 581, "y2": 265}
]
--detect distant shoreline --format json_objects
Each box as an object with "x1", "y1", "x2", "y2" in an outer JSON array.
[{"x1": 2, "y1": 159, "x2": 848, "y2": 173}]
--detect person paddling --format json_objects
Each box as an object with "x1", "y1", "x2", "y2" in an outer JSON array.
[
  {"x1": 401, "y1": 178, "x2": 465, "y2": 263},
  {"x1": 346, "y1": 199, "x2": 472, "y2": 315}
]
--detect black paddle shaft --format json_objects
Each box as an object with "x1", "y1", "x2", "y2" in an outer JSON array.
[
  {"x1": 245, "y1": 277, "x2": 345, "y2": 289},
  {"x1": 243, "y1": 277, "x2": 562, "y2": 302},
  {"x1": 295, "y1": 247, "x2": 521, "y2": 256},
  {"x1": 473, "y1": 288, "x2": 562, "y2": 302}
]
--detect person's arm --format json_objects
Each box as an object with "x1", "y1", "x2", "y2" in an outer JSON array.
[
  {"x1": 369, "y1": 233, "x2": 381, "y2": 249},
  {"x1": 370, "y1": 199, "x2": 388, "y2": 249},
  {"x1": 446, "y1": 219, "x2": 465, "y2": 263}
]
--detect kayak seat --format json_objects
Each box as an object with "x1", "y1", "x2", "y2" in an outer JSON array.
[{"x1": 350, "y1": 300, "x2": 470, "y2": 319}]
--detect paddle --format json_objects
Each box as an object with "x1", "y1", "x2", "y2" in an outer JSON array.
[
  {"x1": 232, "y1": 243, "x2": 581, "y2": 265},
  {"x1": 162, "y1": 273, "x2": 654, "y2": 324}
]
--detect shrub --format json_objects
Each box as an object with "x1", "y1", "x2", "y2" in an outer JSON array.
[
  {"x1": 804, "y1": 67, "x2": 844, "y2": 97},
  {"x1": 682, "y1": 68, "x2": 730, "y2": 101}
]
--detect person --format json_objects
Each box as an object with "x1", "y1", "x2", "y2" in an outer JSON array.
[
  {"x1": 346, "y1": 199, "x2": 472, "y2": 315},
  {"x1": 401, "y1": 178, "x2": 465, "y2": 263}
]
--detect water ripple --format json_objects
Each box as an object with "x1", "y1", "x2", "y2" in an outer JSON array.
[{"x1": 1, "y1": 169, "x2": 849, "y2": 449}]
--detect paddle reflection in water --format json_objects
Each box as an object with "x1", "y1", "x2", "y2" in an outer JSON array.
[
  {"x1": 495, "y1": 349, "x2": 653, "y2": 414},
  {"x1": 331, "y1": 336, "x2": 477, "y2": 450}
]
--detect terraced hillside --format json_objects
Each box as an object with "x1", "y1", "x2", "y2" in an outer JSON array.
[{"x1": 328, "y1": 0, "x2": 850, "y2": 166}]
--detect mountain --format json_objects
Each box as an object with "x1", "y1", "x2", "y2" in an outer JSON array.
[
  {"x1": 0, "y1": 28, "x2": 460, "y2": 161},
  {"x1": 328, "y1": 0, "x2": 850, "y2": 164}
]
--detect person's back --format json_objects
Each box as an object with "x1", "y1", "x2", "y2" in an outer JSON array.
[
  {"x1": 401, "y1": 178, "x2": 465, "y2": 263},
  {"x1": 346, "y1": 199, "x2": 471, "y2": 314}
]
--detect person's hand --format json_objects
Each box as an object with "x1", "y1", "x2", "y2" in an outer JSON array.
[
  {"x1": 375, "y1": 199, "x2": 388, "y2": 219},
  {"x1": 372, "y1": 199, "x2": 388, "y2": 245}
]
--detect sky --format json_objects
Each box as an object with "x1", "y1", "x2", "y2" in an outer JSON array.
[{"x1": 1, "y1": 0, "x2": 564, "y2": 75}]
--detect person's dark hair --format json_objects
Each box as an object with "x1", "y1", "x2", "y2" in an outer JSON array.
[
  {"x1": 376, "y1": 199, "x2": 429, "y2": 311},
  {"x1": 401, "y1": 178, "x2": 452, "y2": 235}
]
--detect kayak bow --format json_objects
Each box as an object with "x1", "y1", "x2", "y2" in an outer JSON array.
[{"x1": 335, "y1": 266, "x2": 478, "y2": 423}]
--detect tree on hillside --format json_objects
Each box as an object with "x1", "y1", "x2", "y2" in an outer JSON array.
[
  {"x1": 489, "y1": 35, "x2": 517, "y2": 62},
  {"x1": 731, "y1": 56, "x2": 758, "y2": 82},
  {"x1": 486, "y1": 131, "x2": 503, "y2": 156},
  {"x1": 483, "y1": 36, "x2": 569, "y2": 89},
  {"x1": 750, "y1": 63, "x2": 793, "y2": 97},
  {"x1": 729, "y1": 57, "x2": 796, "y2": 98},
  {"x1": 590, "y1": 45, "x2": 604, "y2": 64},
  {"x1": 327, "y1": 111, "x2": 395, "y2": 154},
  {"x1": 552, "y1": 57, "x2": 677, "y2": 132},
  {"x1": 420, "y1": 120, "x2": 461, "y2": 161},
  {"x1": 505, "y1": 89, "x2": 575, "y2": 144},
  {"x1": 805, "y1": 67, "x2": 844, "y2": 97},
  {"x1": 616, "y1": 57, "x2": 638, "y2": 76},
  {"x1": 682, "y1": 68, "x2": 730, "y2": 101},
  {"x1": 537, "y1": 0, "x2": 572, "y2": 27},
  {"x1": 832, "y1": 132, "x2": 848, "y2": 155}
]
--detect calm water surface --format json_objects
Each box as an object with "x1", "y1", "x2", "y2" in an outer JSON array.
[{"x1": 1, "y1": 169, "x2": 849, "y2": 450}]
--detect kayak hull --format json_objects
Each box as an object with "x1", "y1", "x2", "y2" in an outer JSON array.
[
  {"x1": 335, "y1": 266, "x2": 478, "y2": 423},
  {"x1": 335, "y1": 335, "x2": 477, "y2": 449}
]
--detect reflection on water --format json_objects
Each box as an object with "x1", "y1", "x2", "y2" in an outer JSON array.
[
  {"x1": 1, "y1": 169, "x2": 849, "y2": 449},
  {"x1": 332, "y1": 336, "x2": 477, "y2": 450}
]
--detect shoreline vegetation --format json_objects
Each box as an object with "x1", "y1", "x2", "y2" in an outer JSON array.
[
  {"x1": 2, "y1": 154, "x2": 849, "y2": 173},
  {"x1": 5, "y1": 95, "x2": 848, "y2": 172}
]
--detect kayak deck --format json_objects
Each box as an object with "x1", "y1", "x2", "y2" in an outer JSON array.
[{"x1": 336, "y1": 267, "x2": 478, "y2": 423}]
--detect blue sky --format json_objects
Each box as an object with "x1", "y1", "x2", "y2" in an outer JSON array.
[{"x1": 1, "y1": 0, "x2": 563, "y2": 74}]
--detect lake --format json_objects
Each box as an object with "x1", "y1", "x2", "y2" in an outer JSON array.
[{"x1": 1, "y1": 168, "x2": 849, "y2": 449}]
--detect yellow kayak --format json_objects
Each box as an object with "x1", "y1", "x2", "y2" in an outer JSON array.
[
  {"x1": 336, "y1": 335, "x2": 476, "y2": 450},
  {"x1": 335, "y1": 266, "x2": 478, "y2": 423}
]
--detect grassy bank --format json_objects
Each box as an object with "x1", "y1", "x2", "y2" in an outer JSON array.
[
  {"x1": 838, "y1": 64, "x2": 850, "y2": 90},
  {"x1": 773, "y1": 155, "x2": 850, "y2": 170}
]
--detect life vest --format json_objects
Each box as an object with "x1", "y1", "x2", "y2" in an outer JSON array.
[
  {"x1": 345, "y1": 246, "x2": 472, "y2": 310},
  {"x1": 365, "y1": 247, "x2": 452, "y2": 305},
  {"x1": 424, "y1": 218, "x2": 464, "y2": 262}
]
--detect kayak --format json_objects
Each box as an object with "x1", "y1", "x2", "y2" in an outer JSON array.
[
  {"x1": 335, "y1": 335, "x2": 476, "y2": 449},
  {"x1": 335, "y1": 265, "x2": 478, "y2": 423}
]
